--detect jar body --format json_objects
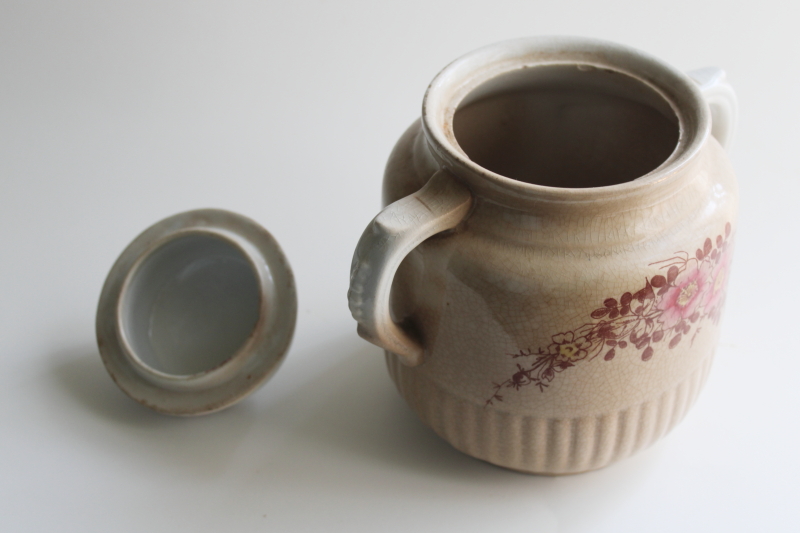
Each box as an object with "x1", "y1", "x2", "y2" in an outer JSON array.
[{"x1": 381, "y1": 120, "x2": 738, "y2": 474}]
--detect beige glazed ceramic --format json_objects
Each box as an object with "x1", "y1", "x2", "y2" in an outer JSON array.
[{"x1": 348, "y1": 37, "x2": 739, "y2": 474}]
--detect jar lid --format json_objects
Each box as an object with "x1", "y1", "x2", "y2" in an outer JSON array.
[{"x1": 96, "y1": 209, "x2": 297, "y2": 415}]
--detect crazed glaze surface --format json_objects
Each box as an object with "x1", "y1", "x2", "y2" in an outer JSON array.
[
  {"x1": 350, "y1": 37, "x2": 739, "y2": 474},
  {"x1": 382, "y1": 122, "x2": 736, "y2": 474}
]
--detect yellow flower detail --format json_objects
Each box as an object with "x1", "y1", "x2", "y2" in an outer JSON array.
[
  {"x1": 558, "y1": 343, "x2": 581, "y2": 360},
  {"x1": 677, "y1": 280, "x2": 698, "y2": 307}
]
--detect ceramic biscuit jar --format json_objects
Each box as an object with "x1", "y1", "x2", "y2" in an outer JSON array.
[{"x1": 348, "y1": 37, "x2": 738, "y2": 474}]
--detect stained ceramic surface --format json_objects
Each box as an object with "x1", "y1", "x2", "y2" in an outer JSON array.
[{"x1": 349, "y1": 37, "x2": 738, "y2": 474}]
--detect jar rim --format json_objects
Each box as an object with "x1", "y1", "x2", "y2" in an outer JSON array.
[{"x1": 421, "y1": 36, "x2": 711, "y2": 206}]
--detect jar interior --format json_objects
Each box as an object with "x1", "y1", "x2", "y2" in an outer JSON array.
[
  {"x1": 120, "y1": 233, "x2": 261, "y2": 376},
  {"x1": 452, "y1": 64, "x2": 680, "y2": 188}
]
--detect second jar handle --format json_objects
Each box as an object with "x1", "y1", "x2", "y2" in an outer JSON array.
[
  {"x1": 348, "y1": 170, "x2": 473, "y2": 366},
  {"x1": 688, "y1": 67, "x2": 738, "y2": 152}
]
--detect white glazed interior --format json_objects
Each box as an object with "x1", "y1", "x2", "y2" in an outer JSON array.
[{"x1": 119, "y1": 232, "x2": 261, "y2": 377}]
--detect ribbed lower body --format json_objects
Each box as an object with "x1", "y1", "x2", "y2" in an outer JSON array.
[{"x1": 386, "y1": 353, "x2": 714, "y2": 474}]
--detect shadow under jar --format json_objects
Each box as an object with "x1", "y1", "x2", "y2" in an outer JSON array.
[{"x1": 349, "y1": 37, "x2": 738, "y2": 474}]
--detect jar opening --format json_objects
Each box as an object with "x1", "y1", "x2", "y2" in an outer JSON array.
[
  {"x1": 422, "y1": 37, "x2": 710, "y2": 206},
  {"x1": 453, "y1": 64, "x2": 680, "y2": 188}
]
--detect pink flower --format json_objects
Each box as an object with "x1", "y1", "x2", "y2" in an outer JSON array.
[
  {"x1": 703, "y1": 250, "x2": 731, "y2": 312},
  {"x1": 657, "y1": 262, "x2": 710, "y2": 329},
  {"x1": 548, "y1": 331, "x2": 592, "y2": 362}
]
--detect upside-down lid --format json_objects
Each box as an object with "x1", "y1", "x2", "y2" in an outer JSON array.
[{"x1": 96, "y1": 209, "x2": 297, "y2": 415}]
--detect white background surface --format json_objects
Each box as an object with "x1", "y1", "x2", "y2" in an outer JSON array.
[{"x1": 1, "y1": 2, "x2": 798, "y2": 531}]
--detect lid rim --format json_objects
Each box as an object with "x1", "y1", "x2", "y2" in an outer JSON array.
[{"x1": 96, "y1": 208, "x2": 297, "y2": 416}]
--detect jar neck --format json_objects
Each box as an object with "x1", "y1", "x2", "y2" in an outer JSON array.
[
  {"x1": 460, "y1": 147, "x2": 714, "y2": 250},
  {"x1": 421, "y1": 36, "x2": 711, "y2": 213}
]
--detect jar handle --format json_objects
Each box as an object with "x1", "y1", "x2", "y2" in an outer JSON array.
[
  {"x1": 348, "y1": 169, "x2": 473, "y2": 366},
  {"x1": 688, "y1": 67, "x2": 738, "y2": 152}
]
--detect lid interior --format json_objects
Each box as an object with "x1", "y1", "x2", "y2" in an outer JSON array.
[{"x1": 120, "y1": 232, "x2": 261, "y2": 377}]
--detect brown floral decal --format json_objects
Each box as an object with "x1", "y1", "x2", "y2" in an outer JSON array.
[{"x1": 486, "y1": 223, "x2": 733, "y2": 406}]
